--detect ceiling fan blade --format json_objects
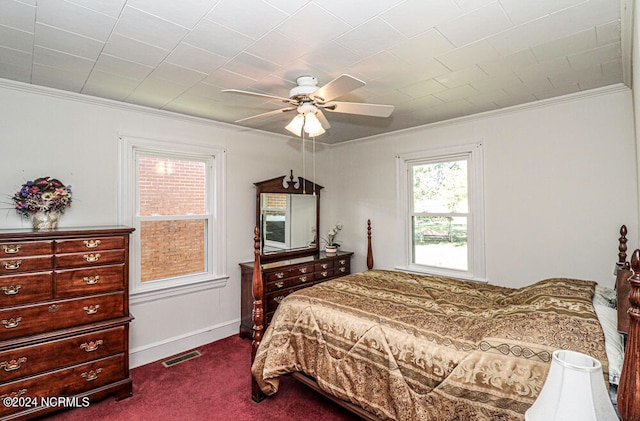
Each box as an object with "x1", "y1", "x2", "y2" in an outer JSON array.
[
  {"x1": 235, "y1": 108, "x2": 296, "y2": 123},
  {"x1": 222, "y1": 89, "x2": 297, "y2": 104},
  {"x1": 310, "y1": 74, "x2": 365, "y2": 102},
  {"x1": 315, "y1": 110, "x2": 331, "y2": 129},
  {"x1": 324, "y1": 101, "x2": 394, "y2": 118}
]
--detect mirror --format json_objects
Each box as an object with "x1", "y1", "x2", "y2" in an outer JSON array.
[
  {"x1": 255, "y1": 171, "x2": 323, "y2": 260},
  {"x1": 261, "y1": 193, "x2": 316, "y2": 254}
]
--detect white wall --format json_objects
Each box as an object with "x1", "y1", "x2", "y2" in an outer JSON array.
[
  {"x1": 329, "y1": 86, "x2": 638, "y2": 289},
  {"x1": 0, "y1": 80, "x2": 323, "y2": 367}
]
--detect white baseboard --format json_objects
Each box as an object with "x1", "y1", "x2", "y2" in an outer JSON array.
[{"x1": 128, "y1": 320, "x2": 240, "y2": 368}]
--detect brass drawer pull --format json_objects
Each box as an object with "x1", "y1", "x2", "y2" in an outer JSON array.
[
  {"x1": 0, "y1": 357, "x2": 27, "y2": 372},
  {"x1": 339, "y1": 260, "x2": 346, "y2": 265},
  {"x1": 321, "y1": 271, "x2": 328, "y2": 277},
  {"x1": 83, "y1": 275, "x2": 100, "y2": 285},
  {"x1": 48, "y1": 304, "x2": 60, "y2": 313},
  {"x1": 83, "y1": 254, "x2": 101, "y2": 263},
  {"x1": 83, "y1": 305, "x2": 100, "y2": 315},
  {"x1": 275, "y1": 272, "x2": 284, "y2": 279},
  {"x1": 81, "y1": 368, "x2": 102, "y2": 382},
  {"x1": 321, "y1": 263, "x2": 328, "y2": 269},
  {"x1": 339, "y1": 267, "x2": 346, "y2": 273},
  {"x1": 299, "y1": 267, "x2": 308, "y2": 274},
  {"x1": 2, "y1": 245, "x2": 21, "y2": 254},
  {"x1": 83, "y1": 240, "x2": 101, "y2": 249},
  {"x1": 300, "y1": 276, "x2": 308, "y2": 282},
  {"x1": 273, "y1": 296, "x2": 285, "y2": 304},
  {"x1": 2, "y1": 317, "x2": 22, "y2": 329},
  {"x1": 1, "y1": 285, "x2": 22, "y2": 295},
  {"x1": 80, "y1": 340, "x2": 104, "y2": 352},
  {"x1": 274, "y1": 281, "x2": 284, "y2": 289},
  {"x1": 2, "y1": 260, "x2": 22, "y2": 270}
]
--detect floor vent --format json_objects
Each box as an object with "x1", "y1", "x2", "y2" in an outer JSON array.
[{"x1": 162, "y1": 350, "x2": 202, "y2": 368}]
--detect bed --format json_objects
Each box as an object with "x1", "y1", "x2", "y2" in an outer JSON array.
[{"x1": 249, "y1": 222, "x2": 640, "y2": 421}]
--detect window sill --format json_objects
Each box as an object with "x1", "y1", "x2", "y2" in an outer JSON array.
[
  {"x1": 130, "y1": 275, "x2": 229, "y2": 305},
  {"x1": 393, "y1": 265, "x2": 487, "y2": 284}
]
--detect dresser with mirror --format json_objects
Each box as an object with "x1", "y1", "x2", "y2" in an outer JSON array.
[{"x1": 238, "y1": 172, "x2": 353, "y2": 338}]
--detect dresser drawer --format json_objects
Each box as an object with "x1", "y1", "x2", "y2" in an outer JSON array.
[
  {"x1": 265, "y1": 285, "x2": 306, "y2": 313},
  {"x1": 315, "y1": 268, "x2": 334, "y2": 281},
  {"x1": 0, "y1": 255, "x2": 54, "y2": 274},
  {"x1": 265, "y1": 273, "x2": 314, "y2": 293},
  {"x1": 56, "y1": 264, "x2": 125, "y2": 297},
  {"x1": 264, "y1": 263, "x2": 315, "y2": 282},
  {"x1": 0, "y1": 241, "x2": 53, "y2": 258},
  {"x1": 55, "y1": 237, "x2": 126, "y2": 254},
  {"x1": 0, "y1": 272, "x2": 53, "y2": 306},
  {"x1": 314, "y1": 261, "x2": 333, "y2": 271},
  {"x1": 0, "y1": 293, "x2": 125, "y2": 341},
  {"x1": 0, "y1": 353, "x2": 126, "y2": 417},
  {"x1": 0, "y1": 326, "x2": 126, "y2": 383},
  {"x1": 55, "y1": 249, "x2": 125, "y2": 269}
]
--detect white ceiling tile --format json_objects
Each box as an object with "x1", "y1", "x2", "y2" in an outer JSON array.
[
  {"x1": 263, "y1": 0, "x2": 309, "y2": 15},
  {"x1": 114, "y1": 6, "x2": 188, "y2": 50},
  {"x1": 37, "y1": 0, "x2": 116, "y2": 41},
  {"x1": 437, "y1": 2, "x2": 512, "y2": 47},
  {"x1": 488, "y1": 16, "x2": 565, "y2": 56},
  {"x1": 499, "y1": 0, "x2": 584, "y2": 25},
  {"x1": 477, "y1": 48, "x2": 537, "y2": 77},
  {"x1": 398, "y1": 78, "x2": 447, "y2": 99},
  {"x1": 530, "y1": 28, "x2": 597, "y2": 63},
  {"x1": 596, "y1": 20, "x2": 621, "y2": 46},
  {"x1": 454, "y1": 0, "x2": 494, "y2": 11},
  {"x1": 222, "y1": 52, "x2": 280, "y2": 80},
  {"x1": 532, "y1": 83, "x2": 580, "y2": 100},
  {"x1": 300, "y1": 42, "x2": 363, "y2": 73},
  {"x1": 0, "y1": 44, "x2": 31, "y2": 70},
  {"x1": 514, "y1": 56, "x2": 571, "y2": 84},
  {"x1": 125, "y1": 77, "x2": 188, "y2": 107},
  {"x1": 381, "y1": 0, "x2": 460, "y2": 38},
  {"x1": 492, "y1": 92, "x2": 537, "y2": 108},
  {"x1": 502, "y1": 78, "x2": 553, "y2": 97},
  {"x1": 268, "y1": 59, "x2": 329, "y2": 83},
  {"x1": 93, "y1": 54, "x2": 154, "y2": 81},
  {"x1": 550, "y1": 0, "x2": 620, "y2": 35},
  {"x1": 470, "y1": 73, "x2": 523, "y2": 94},
  {"x1": 548, "y1": 64, "x2": 603, "y2": 88},
  {"x1": 313, "y1": 0, "x2": 404, "y2": 27},
  {"x1": 246, "y1": 31, "x2": 311, "y2": 66},
  {"x1": 0, "y1": 0, "x2": 35, "y2": 32},
  {"x1": 276, "y1": 3, "x2": 352, "y2": 48},
  {"x1": 0, "y1": 60, "x2": 31, "y2": 83},
  {"x1": 183, "y1": 19, "x2": 253, "y2": 58},
  {"x1": 166, "y1": 43, "x2": 227, "y2": 74},
  {"x1": 103, "y1": 33, "x2": 169, "y2": 67},
  {"x1": 206, "y1": 0, "x2": 288, "y2": 40},
  {"x1": 389, "y1": 29, "x2": 455, "y2": 65},
  {"x1": 82, "y1": 69, "x2": 139, "y2": 100},
  {"x1": 149, "y1": 62, "x2": 207, "y2": 86},
  {"x1": 580, "y1": 59, "x2": 622, "y2": 90},
  {"x1": 33, "y1": 45, "x2": 94, "y2": 75},
  {"x1": 432, "y1": 84, "x2": 478, "y2": 102},
  {"x1": 202, "y1": 68, "x2": 257, "y2": 89},
  {"x1": 335, "y1": 18, "x2": 405, "y2": 57},
  {"x1": 35, "y1": 23, "x2": 104, "y2": 60},
  {"x1": 31, "y1": 63, "x2": 87, "y2": 91},
  {"x1": 567, "y1": 42, "x2": 621, "y2": 69},
  {"x1": 127, "y1": 0, "x2": 218, "y2": 28},
  {"x1": 436, "y1": 40, "x2": 500, "y2": 71},
  {"x1": 0, "y1": 25, "x2": 33, "y2": 53},
  {"x1": 435, "y1": 65, "x2": 487, "y2": 88},
  {"x1": 346, "y1": 51, "x2": 411, "y2": 82},
  {"x1": 65, "y1": 0, "x2": 126, "y2": 18}
]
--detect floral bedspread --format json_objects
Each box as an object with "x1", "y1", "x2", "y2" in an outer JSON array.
[{"x1": 252, "y1": 270, "x2": 608, "y2": 421}]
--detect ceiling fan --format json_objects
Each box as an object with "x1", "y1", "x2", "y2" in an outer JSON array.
[{"x1": 222, "y1": 74, "x2": 394, "y2": 137}]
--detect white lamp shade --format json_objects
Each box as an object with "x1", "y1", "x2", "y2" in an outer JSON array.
[
  {"x1": 304, "y1": 113, "x2": 325, "y2": 136},
  {"x1": 525, "y1": 350, "x2": 618, "y2": 421},
  {"x1": 285, "y1": 114, "x2": 304, "y2": 136}
]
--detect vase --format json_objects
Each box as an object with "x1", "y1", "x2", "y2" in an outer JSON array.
[
  {"x1": 31, "y1": 211, "x2": 60, "y2": 230},
  {"x1": 325, "y1": 245, "x2": 337, "y2": 253}
]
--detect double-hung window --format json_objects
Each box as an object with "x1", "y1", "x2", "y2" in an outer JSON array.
[
  {"x1": 397, "y1": 143, "x2": 485, "y2": 281},
  {"x1": 119, "y1": 136, "x2": 226, "y2": 297}
]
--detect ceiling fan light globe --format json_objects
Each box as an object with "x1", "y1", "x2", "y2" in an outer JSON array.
[
  {"x1": 304, "y1": 113, "x2": 325, "y2": 137},
  {"x1": 285, "y1": 114, "x2": 304, "y2": 136}
]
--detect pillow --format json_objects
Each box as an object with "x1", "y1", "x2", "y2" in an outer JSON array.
[
  {"x1": 594, "y1": 303, "x2": 624, "y2": 385},
  {"x1": 594, "y1": 284, "x2": 617, "y2": 308}
]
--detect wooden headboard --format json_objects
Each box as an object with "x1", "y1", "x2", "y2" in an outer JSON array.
[{"x1": 615, "y1": 224, "x2": 640, "y2": 421}]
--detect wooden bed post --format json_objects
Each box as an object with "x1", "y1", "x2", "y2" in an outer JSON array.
[
  {"x1": 251, "y1": 226, "x2": 266, "y2": 402},
  {"x1": 366, "y1": 219, "x2": 374, "y2": 270},
  {"x1": 618, "y1": 249, "x2": 640, "y2": 421},
  {"x1": 619, "y1": 225, "x2": 630, "y2": 269}
]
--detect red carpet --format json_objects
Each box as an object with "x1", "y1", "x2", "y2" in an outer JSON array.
[{"x1": 44, "y1": 335, "x2": 358, "y2": 421}]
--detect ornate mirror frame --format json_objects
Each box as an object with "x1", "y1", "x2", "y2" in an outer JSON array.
[{"x1": 255, "y1": 170, "x2": 323, "y2": 262}]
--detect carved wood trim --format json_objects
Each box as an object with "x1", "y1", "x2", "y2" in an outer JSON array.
[
  {"x1": 250, "y1": 226, "x2": 265, "y2": 402},
  {"x1": 366, "y1": 219, "x2": 374, "y2": 270}
]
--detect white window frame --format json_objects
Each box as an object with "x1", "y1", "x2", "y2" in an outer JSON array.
[
  {"x1": 396, "y1": 143, "x2": 485, "y2": 282},
  {"x1": 118, "y1": 135, "x2": 227, "y2": 301}
]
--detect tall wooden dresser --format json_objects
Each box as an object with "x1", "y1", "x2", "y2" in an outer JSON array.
[
  {"x1": 239, "y1": 250, "x2": 353, "y2": 338},
  {"x1": 0, "y1": 226, "x2": 134, "y2": 420}
]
